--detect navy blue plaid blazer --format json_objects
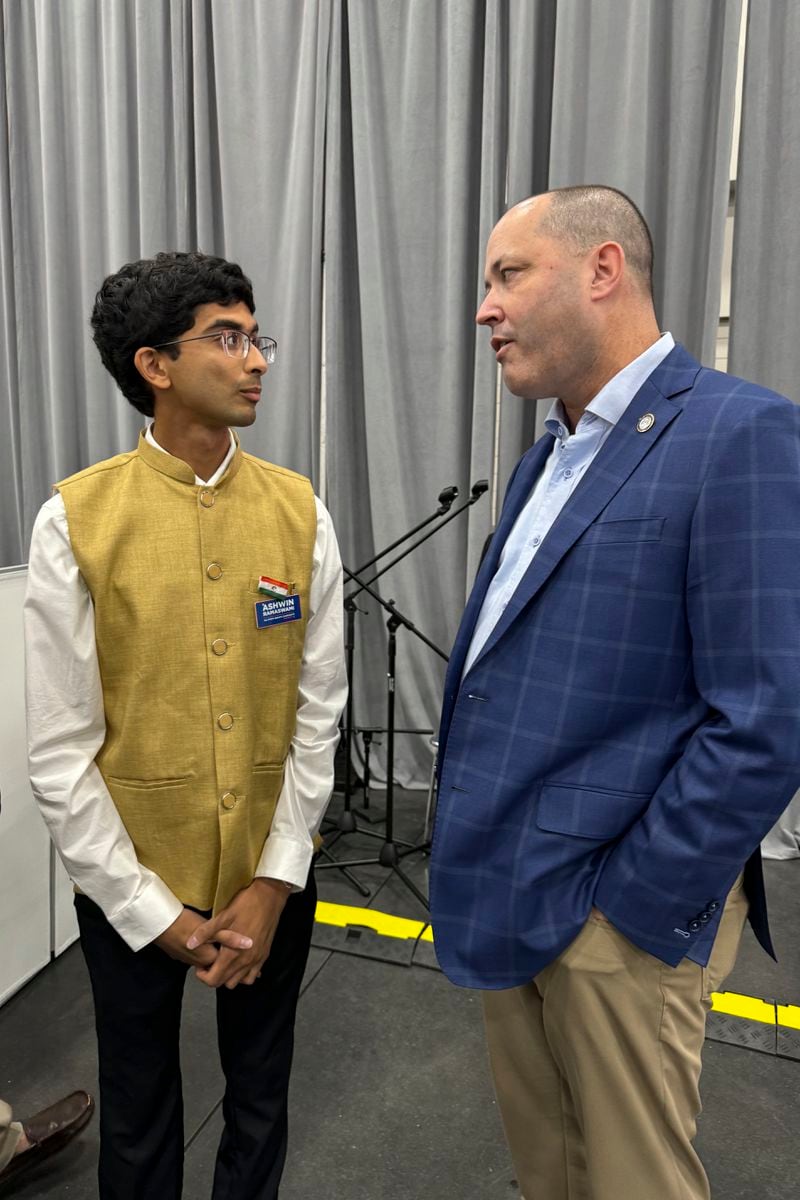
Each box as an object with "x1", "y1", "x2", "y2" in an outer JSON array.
[{"x1": 429, "y1": 344, "x2": 800, "y2": 989}]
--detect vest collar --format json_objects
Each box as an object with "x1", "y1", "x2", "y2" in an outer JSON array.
[{"x1": 136, "y1": 429, "x2": 244, "y2": 488}]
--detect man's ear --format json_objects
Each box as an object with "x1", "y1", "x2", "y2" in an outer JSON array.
[
  {"x1": 133, "y1": 347, "x2": 172, "y2": 392},
  {"x1": 589, "y1": 241, "x2": 625, "y2": 301}
]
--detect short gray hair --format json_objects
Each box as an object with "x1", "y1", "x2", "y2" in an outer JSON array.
[{"x1": 537, "y1": 185, "x2": 654, "y2": 295}]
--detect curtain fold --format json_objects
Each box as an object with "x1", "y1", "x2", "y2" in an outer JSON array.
[
  {"x1": 0, "y1": 10, "x2": 24, "y2": 565},
  {"x1": 730, "y1": 4, "x2": 800, "y2": 857},
  {"x1": 491, "y1": 0, "x2": 556, "y2": 498},
  {"x1": 547, "y1": 0, "x2": 740, "y2": 364},
  {"x1": 324, "y1": 0, "x2": 501, "y2": 786},
  {"x1": 728, "y1": 1, "x2": 800, "y2": 401}
]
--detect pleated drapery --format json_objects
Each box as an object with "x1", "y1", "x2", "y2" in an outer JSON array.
[{"x1": 2, "y1": 0, "x2": 777, "y2": 787}]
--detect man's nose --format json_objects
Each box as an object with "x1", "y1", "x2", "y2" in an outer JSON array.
[
  {"x1": 476, "y1": 293, "x2": 500, "y2": 326},
  {"x1": 247, "y1": 345, "x2": 268, "y2": 374}
]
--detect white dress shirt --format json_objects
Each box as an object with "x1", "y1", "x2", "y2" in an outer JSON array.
[
  {"x1": 463, "y1": 334, "x2": 675, "y2": 676},
  {"x1": 24, "y1": 428, "x2": 347, "y2": 951}
]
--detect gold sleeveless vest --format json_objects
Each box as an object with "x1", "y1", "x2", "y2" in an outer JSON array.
[{"x1": 57, "y1": 432, "x2": 317, "y2": 912}]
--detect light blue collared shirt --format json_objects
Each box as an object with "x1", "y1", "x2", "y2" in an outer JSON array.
[{"x1": 463, "y1": 333, "x2": 675, "y2": 676}]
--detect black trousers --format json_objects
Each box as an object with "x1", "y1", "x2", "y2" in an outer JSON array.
[{"x1": 76, "y1": 873, "x2": 317, "y2": 1200}]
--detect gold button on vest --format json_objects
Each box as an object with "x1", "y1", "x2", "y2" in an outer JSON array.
[{"x1": 56, "y1": 430, "x2": 316, "y2": 915}]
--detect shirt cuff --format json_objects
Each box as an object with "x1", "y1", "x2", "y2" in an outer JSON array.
[
  {"x1": 255, "y1": 832, "x2": 315, "y2": 892},
  {"x1": 106, "y1": 873, "x2": 184, "y2": 952}
]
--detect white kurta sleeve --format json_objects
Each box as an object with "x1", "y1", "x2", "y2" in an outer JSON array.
[
  {"x1": 255, "y1": 497, "x2": 347, "y2": 887},
  {"x1": 24, "y1": 496, "x2": 183, "y2": 951}
]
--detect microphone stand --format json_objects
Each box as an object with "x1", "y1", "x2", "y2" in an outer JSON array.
[
  {"x1": 351, "y1": 482, "x2": 489, "y2": 596},
  {"x1": 317, "y1": 568, "x2": 447, "y2": 908},
  {"x1": 344, "y1": 487, "x2": 488, "y2": 826},
  {"x1": 335, "y1": 484, "x2": 486, "y2": 832},
  {"x1": 319, "y1": 482, "x2": 488, "y2": 910},
  {"x1": 352, "y1": 485, "x2": 459, "y2": 576},
  {"x1": 324, "y1": 488, "x2": 460, "y2": 859}
]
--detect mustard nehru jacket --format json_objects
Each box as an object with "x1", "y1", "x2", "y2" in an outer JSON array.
[{"x1": 57, "y1": 432, "x2": 317, "y2": 912}]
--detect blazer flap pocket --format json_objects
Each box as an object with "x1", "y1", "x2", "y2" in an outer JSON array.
[
  {"x1": 536, "y1": 783, "x2": 650, "y2": 840},
  {"x1": 579, "y1": 517, "x2": 664, "y2": 546}
]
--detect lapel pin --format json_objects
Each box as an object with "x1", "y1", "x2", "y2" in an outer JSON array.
[
  {"x1": 637, "y1": 413, "x2": 655, "y2": 433},
  {"x1": 257, "y1": 574, "x2": 291, "y2": 600}
]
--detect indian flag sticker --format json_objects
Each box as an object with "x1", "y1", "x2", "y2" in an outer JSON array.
[{"x1": 257, "y1": 575, "x2": 291, "y2": 600}]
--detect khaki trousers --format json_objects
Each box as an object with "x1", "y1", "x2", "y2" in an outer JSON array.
[
  {"x1": 483, "y1": 879, "x2": 748, "y2": 1200},
  {"x1": 0, "y1": 1099, "x2": 23, "y2": 1172}
]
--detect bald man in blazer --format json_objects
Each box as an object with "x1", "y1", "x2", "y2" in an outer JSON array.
[{"x1": 430, "y1": 186, "x2": 800, "y2": 1200}]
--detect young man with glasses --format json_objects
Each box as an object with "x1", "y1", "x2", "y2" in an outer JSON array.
[{"x1": 24, "y1": 251, "x2": 347, "y2": 1199}]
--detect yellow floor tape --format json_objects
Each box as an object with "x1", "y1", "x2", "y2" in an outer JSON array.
[
  {"x1": 314, "y1": 900, "x2": 800, "y2": 1028},
  {"x1": 777, "y1": 1003, "x2": 800, "y2": 1031},
  {"x1": 711, "y1": 991, "x2": 775, "y2": 1023},
  {"x1": 315, "y1": 900, "x2": 433, "y2": 943}
]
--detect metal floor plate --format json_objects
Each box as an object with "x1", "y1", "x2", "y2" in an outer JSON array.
[{"x1": 312, "y1": 903, "x2": 800, "y2": 1063}]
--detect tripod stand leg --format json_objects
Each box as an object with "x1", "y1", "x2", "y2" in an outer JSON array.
[
  {"x1": 393, "y1": 860, "x2": 430, "y2": 910},
  {"x1": 316, "y1": 845, "x2": 371, "y2": 898},
  {"x1": 322, "y1": 827, "x2": 343, "y2": 850}
]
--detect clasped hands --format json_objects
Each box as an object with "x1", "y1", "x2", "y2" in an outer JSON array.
[{"x1": 154, "y1": 878, "x2": 290, "y2": 989}]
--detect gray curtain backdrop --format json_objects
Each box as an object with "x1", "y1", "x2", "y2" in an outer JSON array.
[
  {"x1": 1, "y1": 0, "x2": 757, "y2": 786},
  {"x1": 324, "y1": 0, "x2": 497, "y2": 786},
  {"x1": 0, "y1": 0, "x2": 331, "y2": 567},
  {"x1": 729, "y1": 1, "x2": 800, "y2": 857},
  {"x1": 489, "y1": 0, "x2": 555, "y2": 522},
  {"x1": 546, "y1": 0, "x2": 741, "y2": 366},
  {"x1": 728, "y1": 0, "x2": 800, "y2": 401}
]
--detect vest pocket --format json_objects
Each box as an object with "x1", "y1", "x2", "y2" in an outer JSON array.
[
  {"x1": 536, "y1": 782, "x2": 651, "y2": 840},
  {"x1": 104, "y1": 776, "x2": 197, "y2": 862},
  {"x1": 106, "y1": 773, "x2": 193, "y2": 789},
  {"x1": 251, "y1": 762, "x2": 286, "y2": 783}
]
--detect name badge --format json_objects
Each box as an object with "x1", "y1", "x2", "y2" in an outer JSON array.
[{"x1": 255, "y1": 595, "x2": 302, "y2": 629}]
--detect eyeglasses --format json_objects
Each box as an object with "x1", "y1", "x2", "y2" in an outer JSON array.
[{"x1": 153, "y1": 329, "x2": 277, "y2": 363}]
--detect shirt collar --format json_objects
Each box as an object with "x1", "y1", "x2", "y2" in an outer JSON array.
[
  {"x1": 145, "y1": 423, "x2": 237, "y2": 486},
  {"x1": 544, "y1": 332, "x2": 675, "y2": 442}
]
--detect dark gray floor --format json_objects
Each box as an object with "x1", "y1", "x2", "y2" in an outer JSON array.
[{"x1": 1, "y1": 790, "x2": 799, "y2": 1198}]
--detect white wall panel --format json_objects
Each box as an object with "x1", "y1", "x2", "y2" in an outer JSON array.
[{"x1": 0, "y1": 567, "x2": 51, "y2": 1004}]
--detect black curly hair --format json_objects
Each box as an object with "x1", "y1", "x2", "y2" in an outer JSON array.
[{"x1": 90, "y1": 251, "x2": 256, "y2": 416}]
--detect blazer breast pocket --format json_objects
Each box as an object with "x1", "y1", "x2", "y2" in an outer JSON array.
[{"x1": 576, "y1": 516, "x2": 665, "y2": 547}]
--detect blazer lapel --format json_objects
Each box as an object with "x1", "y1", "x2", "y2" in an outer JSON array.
[{"x1": 467, "y1": 345, "x2": 700, "y2": 674}]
